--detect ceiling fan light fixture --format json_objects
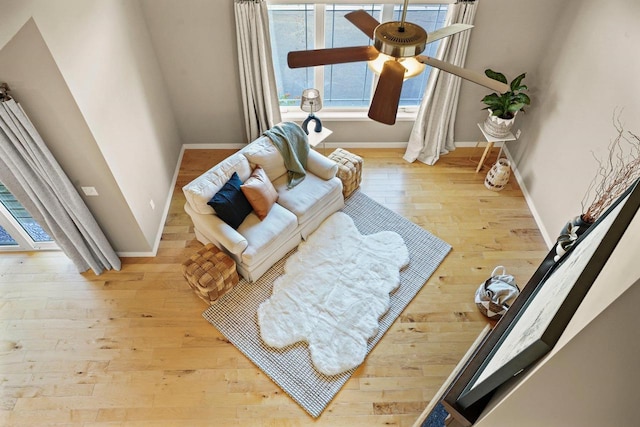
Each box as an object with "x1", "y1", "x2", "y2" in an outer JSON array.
[
  {"x1": 373, "y1": 21, "x2": 427, "y2": 58},
  {"x1": 286, "y1": 4, "x2": 486, "y2": 126},
  {"x1": 368, "y1": 54, "x2": 426, "y2": 80}
]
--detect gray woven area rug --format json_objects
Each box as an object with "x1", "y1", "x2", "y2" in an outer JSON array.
[{"x1": 203, "y1": 190, "x2": 451, "y2": 417}]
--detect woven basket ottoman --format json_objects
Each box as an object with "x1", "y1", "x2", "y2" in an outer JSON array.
[
  {"x1": 182, "y1": 244, "x2": 239, "y2": 304},
  {"x1": 328, "y1": 148, "x2": 363, "y2": 198}
]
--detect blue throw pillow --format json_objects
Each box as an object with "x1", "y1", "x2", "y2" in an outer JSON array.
[{"x1": 207, "y1": 172, "x2": 253, "y2": 229}]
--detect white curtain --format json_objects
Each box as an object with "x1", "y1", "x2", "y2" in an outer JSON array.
[
  {"x1": 235, "y1": 0, "x2": 282, "y2": 141},
  {"x1": 403, "y1": 1, "x2": 478, "y2": 165},
  {"x1": 0, "y1": 98, "x2": 121, "y2": 275}
]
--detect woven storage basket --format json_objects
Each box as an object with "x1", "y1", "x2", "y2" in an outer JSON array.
[
  {"x1": 484, "y1": 158, "x2": 511, "y2": 192},
  {"x1": 328, "y1": 148, "x2": 363, "y2": 198},
  {"x1": 182, "y1": 244, "x2": 239, "y2": 304}
]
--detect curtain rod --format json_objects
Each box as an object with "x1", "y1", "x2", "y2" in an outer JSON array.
[{"x1": 0, "y1": 83, "x2": 12, "y2": 102}]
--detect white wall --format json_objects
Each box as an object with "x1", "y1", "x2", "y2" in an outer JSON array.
[
  {"x1": 455, "y1": 0, "x2": 565, "y2": 142},
  {"x1": 0, "y1": 19, "x2": 147, "y2": 251},
  {"x1": 502, "y1": 0, "x2": 640, "y2": 243},
  {"x1": 0, "y1": 0, "x2": 182, "y2": 252},
  {"x1": 139, "y1": 0, "x2": 246, "y2": 144}
]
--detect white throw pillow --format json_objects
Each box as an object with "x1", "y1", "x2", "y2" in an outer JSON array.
[
  {"x1": 182, "y1": 152, "x2": 252, "y2": 215},
  {"x1": 241, "y1": 136, "x2": 287, "y2": 182}
]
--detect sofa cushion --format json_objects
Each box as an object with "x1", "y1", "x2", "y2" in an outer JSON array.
[
  {"x1": 183, "y1": 152, "x2": 252, "y2": 215},
  {"x1": 273, "y1": 173, "x2": 343, "y2": 226},
  {"x1": 238, "y1": 203, "x2": 298, "y2": 267},
  {"x1": 240, "y1": 136, "x2": 287, "y2": 182},
  {"x1": 241, "y1": 166, "x2": 279, "y2": 220},
  {"x1": 207, "y1": 172, "x2": 253, "y2": 229}
]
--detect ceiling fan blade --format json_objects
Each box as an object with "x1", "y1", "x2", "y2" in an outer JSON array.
[
  {"x1": 426, "y1": 23, "x2": 474, "y2": 44},
  {"x1": 288, "y1": 46, "x2": 379, "y2": 68},
  {"x1": 416, "y1": 55, "x2": 510, "y2": 93},
  {"x1": 345, "y1": 10, "x2": 380, "y2": 39},
  {"x1": 368, "y1": 60, "x2": 405, "y2": 125}
]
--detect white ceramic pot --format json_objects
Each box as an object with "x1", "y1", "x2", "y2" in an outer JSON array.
[{"x1": 483, "y1": 110, "x2": 516, "y2": 138}]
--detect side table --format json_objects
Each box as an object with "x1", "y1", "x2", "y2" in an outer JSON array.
[
  {"x1": 306, "y1": 126, "x2": 333, "y2": 155},
  {"x1": 475, "y1": 123, "x2": 518, "y2": 173}
]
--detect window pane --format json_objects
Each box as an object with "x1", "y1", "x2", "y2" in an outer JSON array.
[
  {"x1": 0, "y1": 224, "x2": 18, "y2": 246},
  {"x1": 0, "y1": 183, "x2": 52, "y2": 242},
  {"x1": 395, "y1": 5, "x2": 449, "y2": 106},
  {"x1": 323, "y1": 4, "x2": 378, "y2": 108},
  {"x1": 269, "y1": 5, "x2": 314, "y2": 106}
]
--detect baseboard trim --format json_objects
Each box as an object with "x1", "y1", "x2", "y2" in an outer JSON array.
[
  {"x1": 120, "y1": 145, "x2": 186, "y2": 258},
  {"x1": 503, "y1": 147, "x2": 554, "y2": 249}
]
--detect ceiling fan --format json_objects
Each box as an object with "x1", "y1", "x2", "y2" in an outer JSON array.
[{"x1": 287, "y1": 0, "x2": 509, "y2": 125}]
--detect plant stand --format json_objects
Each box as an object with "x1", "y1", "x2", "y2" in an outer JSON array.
[{"x1": 475, "y1": 123, "x2": 518, "y2": 173}]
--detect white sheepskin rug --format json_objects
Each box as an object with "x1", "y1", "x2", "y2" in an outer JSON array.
[{"x1": 257, "y1": 212, "x2": 409, "y2": 376}]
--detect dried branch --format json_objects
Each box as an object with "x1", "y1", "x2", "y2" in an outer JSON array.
[{"x1": 581, "y1": 110, "x2": 640, "y2": 223}]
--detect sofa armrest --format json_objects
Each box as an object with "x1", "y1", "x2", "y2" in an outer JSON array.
[
  {"x1": 184, "y1": 203, "x2": 248, "y2": 255},
  {"x1": 306, "y1": 149, "x2": 338, "y2": 180}
]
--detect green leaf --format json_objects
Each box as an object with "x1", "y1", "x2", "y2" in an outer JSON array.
[
  {"x1": 482, "y1": 70, "x2": 531, "y2": 116},
  {"x1": 485, "y1": 69, "x2": 508, "y2": 84},
  {"x1": 515, "y1": 93, "x2": 531, "y2": 105},
  {"x1": 510, "y1": 73, "x2": 526, "y2": 91},
  {"x1": 481, "y1": 93, "x2": 500, "y2": 104},
  {"x1": 507, "y1": 102, "x2": 526, "y2": 113}
]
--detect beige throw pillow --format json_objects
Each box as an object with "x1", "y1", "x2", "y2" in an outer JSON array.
[
  {"x1": 241, "y1": 137, "x2": 287, "y2": 181},
  {"x1": 241, "y1": 166, "x2": 279, "y2": 220}
]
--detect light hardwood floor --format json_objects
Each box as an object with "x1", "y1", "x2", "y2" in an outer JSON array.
[{"x1": 0, "y1": 147, "x2": 548, "y2": 426}]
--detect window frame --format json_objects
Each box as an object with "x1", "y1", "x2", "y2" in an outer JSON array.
[
  {"x1": 0, "y1": 202, "x2": 58, "y2": 251},
  {"x1": 268, "y1": 0, "x2": 454, "y2": 121}
]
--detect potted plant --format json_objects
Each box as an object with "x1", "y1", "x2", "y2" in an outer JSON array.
[{"x1": 481, "y1": 69, "x2": 531, "y2": 138}]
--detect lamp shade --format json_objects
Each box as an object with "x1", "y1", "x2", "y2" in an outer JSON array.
[{"x1": 300, "y1": 88, "x2": 322, "y2": 113}]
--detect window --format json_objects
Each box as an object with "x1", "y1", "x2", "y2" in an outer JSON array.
[
  {"x1": 0, "y1": 183, "x2": 56, "y2": 251},
  {"x1": 268, "y1": 2, "x2": 450, "y2": 114}
]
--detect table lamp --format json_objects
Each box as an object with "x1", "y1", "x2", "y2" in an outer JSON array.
[{"x1": 300, "y1": 88, "x2": 323, "y2": 135}]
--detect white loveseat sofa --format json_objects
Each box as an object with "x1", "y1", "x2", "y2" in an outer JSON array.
[{"x1": 182, "y1": 126, "x2": 344, "y2": 282}]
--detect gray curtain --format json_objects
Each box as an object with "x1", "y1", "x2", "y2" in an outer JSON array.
[
  {"x1": 0, "y1": 98, "x2": 121, "y2": 274},
  {"x1": 404, "y1": 1, "x2": 478, "y2": 165},
  {"x1": 235, "y1": 0, "x2": 282, "y2": 141}
]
